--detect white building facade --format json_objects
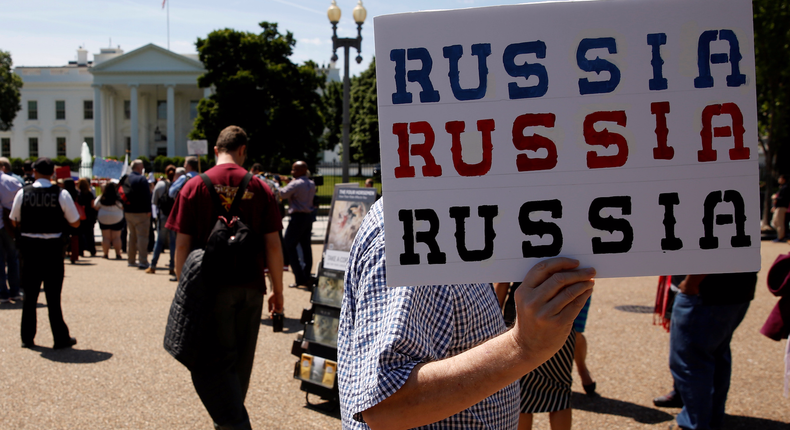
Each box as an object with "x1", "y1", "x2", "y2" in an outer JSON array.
[{"x1": 0, "y1": 44, "x2": 209, "y2": 160}]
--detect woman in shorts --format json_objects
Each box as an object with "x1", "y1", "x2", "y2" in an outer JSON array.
[{"x1": 94, "y1": 182, "x2": 124, "y2": 259}]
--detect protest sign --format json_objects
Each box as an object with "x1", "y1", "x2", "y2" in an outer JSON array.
[
  {"x1": 374, "y1": 0, "x2": 760, "y2": 286},
  {"x1": 187, "y1": 140, "x2": 208, "y2": 156},
  {"x1": 92, "y1": 157, "x2": 125, "y2": 179}
]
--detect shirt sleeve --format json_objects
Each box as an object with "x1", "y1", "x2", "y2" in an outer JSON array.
[
  {"x1": 59, "y1": 190, "x2": 81, "y2": 224},
  {"x1": 338, "y1": 201, "x2": 455, "y2": 423},
  {"x1": 9, "y1": 190, "x2": 23, "y2": 222},
  {"x1": 165, "y1": 179, "x2": 197, "y2": 236},
  {"x1": 278, "y1": 180, "x2": 295, "y2": 199},
  {"x1": 1, "y1": 179, "x2": 21, "y2": 210},
  {"x1": 169, "y1": 175, "x2": 186, "y2": 198}
]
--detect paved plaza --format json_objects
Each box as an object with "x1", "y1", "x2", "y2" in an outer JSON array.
[{"x1": 0, "y1": 241, "x2": 787, "y2": 429}]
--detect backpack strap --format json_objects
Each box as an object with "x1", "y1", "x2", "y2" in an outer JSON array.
[{"x1": 199, "y1": 172, "x2": 253, "y2": 217}]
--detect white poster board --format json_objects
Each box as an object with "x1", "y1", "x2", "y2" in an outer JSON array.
[
  {"x1": 375, "y1": 0, "x2": 760, "y2": 286},
  {"x1": 187, "y1": 139, "x2": 208, "y2": 156}
]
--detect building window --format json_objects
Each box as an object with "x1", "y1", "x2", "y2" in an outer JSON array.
[
  {"x1": 157, "y1": 101, "x2": 167, "y2": 120},
  {"x1": 84, "y1": 137, "x2": 94, "y2": 154},
  {"x1": 29, "y1": 137, "x2": 38, "y2": 158},
  {"x1": 125, "y1": 137, "x2": 131, "y2": 154},
  {"x1": 57, "y1": 137, "x2": 67, "y2": 157},
  {"x1": 124, "y1": 100, "x2": 130, "y2": 120},
  {"x1": 1, "y1": 138, "x2": 10, "y2": 157},
  {"x1": 156, "y1": 147, "x2": 167, "y2": 157},
  {"x1": 84, "y1": 100, "x2": 93, "y2": 120},
  {"x1": 56, "y1": 100, "x2": 66, "y2": 120},
  {"x1": 190, "y1": 100, "x2": 199, "y2": 121},
  {"x1": 28, "y1": 101, "x2": 37, "y2": 120}
]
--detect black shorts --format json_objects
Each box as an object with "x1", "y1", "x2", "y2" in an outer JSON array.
[{"x1": 99, "y1": 220, "x2": 124, "y2": 231}]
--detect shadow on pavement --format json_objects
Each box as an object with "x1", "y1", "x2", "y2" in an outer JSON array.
[
  {"x1": 571, "y1": 392, "x2": 674, "y2": 424},
  {"x1": 722, "y1": 415, "x2": 789, "y2": 430},
  {"x1": 0, "y1": 302, "x2": 45, "y2": 310},
  {"x1": 39, "y1": 348, "x2": 113, "y2": 364},
  {"x1": 261, "y1": 316, "x2": 302, "y2": 334}
]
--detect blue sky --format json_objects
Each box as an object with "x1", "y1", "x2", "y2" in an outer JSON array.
[{"x1": 2, "y1": 0, "x2": 540, "y2": 78}]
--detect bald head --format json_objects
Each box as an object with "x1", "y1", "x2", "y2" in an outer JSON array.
[
  {"x1": 131, "y1": 159, "x2": 144, "y2": 173},
  {"x1": 291, "y1": 161, "x2": 308, "y2": 178}
]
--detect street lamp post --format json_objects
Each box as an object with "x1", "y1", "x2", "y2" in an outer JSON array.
[{"x1": 328, "y1": 0, "x2": 366, "y2": 183}]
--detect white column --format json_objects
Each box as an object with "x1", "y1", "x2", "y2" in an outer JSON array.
[
  {"x1": 166, "y1": 84, "x2": 175, "y2": 157},
  {"x1": 92, "y1": 85, "x2": 102, "y2": 158},
  {"x1": 130, "y1": 84, "x2": 139, "y2": 160}
]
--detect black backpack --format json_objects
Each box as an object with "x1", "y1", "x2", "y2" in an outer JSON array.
[
  {"x1": 117, "y1": 174, "x2": 133, "y2": 209},
  {"x1": 157, "y1": 182, "x2": 175, "y2": 217},
  {"x1": 200, "y1": 172, "x2": 259, "y2": 287}
]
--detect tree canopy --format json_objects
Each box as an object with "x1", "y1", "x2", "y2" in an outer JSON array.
[
  {"x1": 321, "y1": 59, "x2": 380, "y2": 165},
  {"x1": 190, "y1": 22, "x2": 325, "y2": 172},
  {"x1": 753, "y1": 0, "x2": 790, "y2": 222},
  {"x1": 0, "y1": 50, "x2": 23, "y2": 132}
]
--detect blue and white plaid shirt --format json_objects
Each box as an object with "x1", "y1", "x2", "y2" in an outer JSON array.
[{"x1": 338, "y1": 199, "x2": 519, "y2": 429}]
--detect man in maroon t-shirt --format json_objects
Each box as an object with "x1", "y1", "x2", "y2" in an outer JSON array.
[{"x1": 166, "y1": 125, "x2": 283, "y2": 430}]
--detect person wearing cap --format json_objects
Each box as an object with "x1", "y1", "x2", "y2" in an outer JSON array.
[{"x1": 9, "y1": 157, "x2": 80, "y2": 349}]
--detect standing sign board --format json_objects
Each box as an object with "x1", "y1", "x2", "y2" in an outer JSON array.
[
  {"x1": 374, "y1": 0, "x2": 760, "y2": 286},
  {"x1": 92, "y1": 158, "x2": 126, "y2": 180},
  {"x1": 323, "y1": 187, "x2": 379, "y2": 271}
]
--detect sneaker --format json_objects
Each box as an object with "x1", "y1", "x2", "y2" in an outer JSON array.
[
  {"x1": 138, "y1": 263, "x2": 149, "y2": 270},
  {"x1": 0, "y1": 298, "x2": 10, "y2": 304},
  {"x1": 144, "y1": 267, "x2": 156, "y2": 274},
  {"x1": 169, "y1": 276, "x2": 178, "y2": 282},
  {"x1": 773, "y1": 237, "x2": 786, "y2": 243},
  {"x1": 127, "y1": 262, "x2": 137, "y2": 267},
  {"x1": 11, "y1": 295, "x2": 23, "y2": 302}
]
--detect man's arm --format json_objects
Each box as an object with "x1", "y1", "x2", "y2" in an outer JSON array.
[
  {"x1": 174, "y1": 232, "x2": 192, "y2": 280},
  {"x1": 264, "y1": 231, "x2": 284, "y2": 313},
  {"x1": 361, "y1": 258, "x2": 594, "y2": 430}
]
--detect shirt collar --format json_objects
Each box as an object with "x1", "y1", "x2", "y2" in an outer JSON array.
[{"x1": 34, "y1": 178, "x2": 52, "y2": 188}]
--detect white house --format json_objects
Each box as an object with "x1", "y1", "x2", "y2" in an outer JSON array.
[{"x1": 0, "y1": 44, "x2": 209, "y2": 160}]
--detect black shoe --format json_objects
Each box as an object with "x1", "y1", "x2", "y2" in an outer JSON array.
[
  {"x1": 53, "y1": 337, "x2": 77, "y2": 350},
  {"x1": 169, "y1": 276, "x2": 178, "y2": 282},
  {"x1": 653, "y1": 390, "x2": 683, "y2": 408},
  {"x1": 21, "y1": 341, "x2": 35, "y2": 349},
  {"x1": 583, "y1": 382, "x2": 597, "y2": 397}
]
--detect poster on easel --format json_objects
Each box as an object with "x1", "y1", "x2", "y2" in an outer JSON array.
[{"x1": 322, "y1": 186, "x2": 378, "y2": 271}]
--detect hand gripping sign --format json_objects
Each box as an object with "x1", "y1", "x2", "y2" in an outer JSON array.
[{"x1": 375, "y1": 0, "x2": 760, "y2": 286}]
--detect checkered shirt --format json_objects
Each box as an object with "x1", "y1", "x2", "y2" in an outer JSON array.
[{"x1": 338, "y1": 199, "x2": 519, "y2": 429}]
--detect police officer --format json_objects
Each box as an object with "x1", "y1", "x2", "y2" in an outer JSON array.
[{"x1": 10, "y1": 158, "x2": 80, "y2": 349}]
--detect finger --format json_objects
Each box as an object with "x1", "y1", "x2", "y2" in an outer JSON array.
[
  {"x1": 521, "y1": 257, "x2": 581, "y2": 290},
  {"x1": 553, "y1": 283, "x2": 594, "y2": 323},
  {"x1": 523, "y1": 267, "x2": 596, "y2": 307}
]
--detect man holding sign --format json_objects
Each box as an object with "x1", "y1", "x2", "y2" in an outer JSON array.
[{"x1": 338, "y1": 200, "x2": 594, "y2": 429}]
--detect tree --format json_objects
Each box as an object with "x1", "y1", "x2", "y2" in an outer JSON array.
[
  {"x1": 322, "y1": 59, "x2": 380, "y2": 167},
  {"x1": 0, "y1": 50, "x2": 23, "y2": 131},
  {"x1": 320, "y1": 80, "x2": 343, "y2": 152},
  {"x1": 349, "y1": 58, "x2": 379, "y2": 165},
  {"x1": 754, "y1": 0, "x2": 790, "y2": 225},
  {"x1": 190, "y1": 22, "x2": 325, "y2": 171}
]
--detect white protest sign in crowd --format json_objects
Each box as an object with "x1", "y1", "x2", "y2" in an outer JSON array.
[{"x1": 374, "y1": 0, "x2": 760, "y2": 286}]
